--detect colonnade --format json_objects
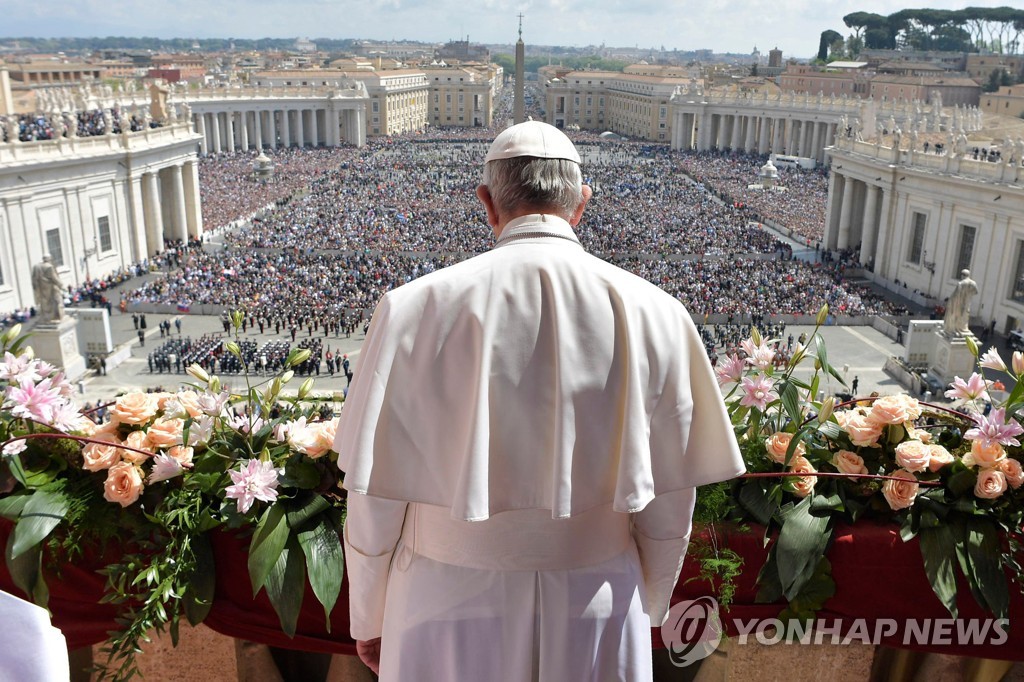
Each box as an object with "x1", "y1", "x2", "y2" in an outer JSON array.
[
  {"x1": 824, "y1": 172, "x2": 890, "y2": 272},
  {"x1": 193, "y1": 105, "x2": 365, "y2": 155},
  {"x1": 672, "y1": 110, "x2": 840, "y2": 164},
  {"x1": 131, "y1": 160, "x2": 203, "y2": 257}
]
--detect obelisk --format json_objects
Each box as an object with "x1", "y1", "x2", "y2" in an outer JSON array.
[{"x1": 514, "y1": 14, "x2": 525, "y2": 124}]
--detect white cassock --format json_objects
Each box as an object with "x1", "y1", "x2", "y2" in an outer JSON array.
[{"x1": 335, "y1": 214, "x2": 745, "y2": 681}]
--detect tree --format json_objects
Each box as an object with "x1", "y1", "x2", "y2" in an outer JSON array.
[{"x1": 818, "y1": 30, "x2": 843, "y2": 62}]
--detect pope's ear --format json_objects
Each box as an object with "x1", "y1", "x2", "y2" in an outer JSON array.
[
  {"x1": 477, "y1": 185, "x2": 498, "y2": 228},
  {"x1": 569, "y1": 185, "x2": 593, "y2": 227}
]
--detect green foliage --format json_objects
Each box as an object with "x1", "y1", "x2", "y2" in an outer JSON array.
[{"x1": 685, "y1": 535, "x2": 744, "y2": 610}]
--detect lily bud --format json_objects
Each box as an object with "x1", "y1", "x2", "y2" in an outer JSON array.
[
  {"x1": 186, "y1": 363, "x2": 210, "y2": 384},
  {"x1": 814, "y1": 358, "x2": 821, "y2": 371},
  {"x1": 231, "y1": 310, "x2": 244, "y2": 329},
  {"x1": 298, "y1": 378, "x2": 314, "y2": 399},
  {"x1": 286, "y1": 348, "x2": 312, "y2": 368},
  {"x1": 21, "y1": 345, "x2": 34, "y2": 359},
  {"x1": 750, "y1": 327, "x2": 762, "y2": 346},
  {"x1": 226, "y1": 342, "x2": 242, "y2": 359},
  {"x1": 818, "y1": 396, "x2": 835, "y2": 424},
  {"x1": 816, "y1": 304, "x2": 829, "y2": 327},
  {"x1": 965, "y1": 335, "x2": 979, "y2": 358},
  {"x1": 2, "y1": 323, "x2": 22, "y2": 344},
  {"x1": 271, "y1": 377, "x2": 282, "y2": 396},
  {"x1": 209, "y1": 376, "x2": 221, "y2": 393},
  {"x1": 790, "y1": 343, "x2": 806, "y2": 367},
  {"x1": 281, "y1": 370, "x2": 295, "y2": 384},
  {"x1": 1013, "y1": 351, "x2": 1024, "y2": 376}
]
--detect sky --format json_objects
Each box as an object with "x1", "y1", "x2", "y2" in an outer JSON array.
[{"x1": 1, "y1": 0, "x2": 1017, "y2": 58}]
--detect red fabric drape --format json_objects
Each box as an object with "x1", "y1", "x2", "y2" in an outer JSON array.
[
  {"x1": 668, "y1": 521, "x2": 1024, "y2": 661},
  {"x1": 3, "y1": 519, "x2": 1023, "y2": 659}
]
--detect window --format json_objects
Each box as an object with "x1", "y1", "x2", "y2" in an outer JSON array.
[
  {"x1": 372, "y1": 101, "x2": 379, "y2": 113},
  {"x1": 98, "y1": 216, "x2": 112, "y2": 252},
  {"x1": 46, "y1": 228, "x2": 64, "y2": 267},
  {"x1": 907, "y1": 212, "x2": 926, "y2": 265},
  {"x1": 956, "y1": 225, "x2": 977, "y2": 275},
  {"x1": 1011, "y1": 241, "x2": 1024, "y2": 303}
]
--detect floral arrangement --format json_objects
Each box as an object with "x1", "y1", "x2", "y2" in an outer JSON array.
[
  {"x1": 0, "y1": 314, "x2": 345, "y2": 681},
  {"x1": 700, "y1": 306, "x2": 1024, "y2": 623}
]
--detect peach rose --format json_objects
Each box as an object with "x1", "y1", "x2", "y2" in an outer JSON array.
[
  {"x1": 103, "y1": 462, "x2": 144, "y2": 507},
  {"x1": 316, "y1": 419, "x2": 339, "y2": 455},
  {"x1": 788, "y1": 456, "x2": 817, "y2": 498},
  {"x1": 175, "y1": 391, "x2": 205, "y2": 418},
  {"x1": 119, "y1": 430, "x2": 151, "y2": 465},
  {"x1": 832, "y1": 450, "x2": 868, "y2": 477},
  {"x1": 905, "y1": 425, "x2": 933, "y2": 444},
  {"x1": 92, "y1": 420, "x2": 121, "y2": 442},
  {"x1": 836, "y1": 410, "x2": 882, "y2": 448},
  {"x1": 894, "y1": 440, "x2": 932, "y2": 473},
  {"x1": 151, "y1": 392, "x2": 176, "y2": 411},
  {"x1": 72, "y1": 415, "x2": 98, "y2": 437},
  {"x1": 109, "y1": 392, "x2": 158, "y2": 426},
  {"x1": 882, "y1": 470, "x2": 919, "y2": 511},
  {"x1": 867, "y1": 395, "x2": 914, "y2": 426},
  {"x1": 975, "y1": 468, "x2": 1008, "y2": 500},
  {"x1": 166, "y1": 445, "x2": 195, "y2": 468},
  {"x1": 998, "y1": 459, "x2": 1024, "y2": 489},
  {"x1": 146, "y1": 417, "x2": 185, "y2": 450},
  {"x1": 289, "y1": 422, "x2": 331, "y2": 458},
  {"x1": 964, "y1": 440, "x2": 1006, "y2": 468},
  {"x1": 765, "y1": 432, "x2": 805, "y2": 464},
  {"x1": 82, "y1": 441, "x2": 121, "y2": 472},
  {"x1": 927, "y1": 444, "x2": 955, "y2": 473}
]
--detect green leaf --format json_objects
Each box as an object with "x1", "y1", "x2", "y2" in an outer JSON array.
[
  {"x1": 5, "y1": 532, "x2": 47, "y2": 607},
  {"x1": 755, "y1": 548, "x2": 784, "y2": 603},
  {"x1": 779, "y1": 382, "x2": 803, "y2": 427},
  {"x1": 297, "y1": 517, "x2": 344, "y2": 629},
  {"x1": 285, "y1": 495, "x2": 331, "y2": 529},
  {"x1": 775, "y1": 498, "x2": 832, "y2": 601},
  {"x1": 965, "y1": 518, "x2": 1009, "y2": 619},
  {"x1": 778, "y1": 557, "x2": 835, "y2": 622},
  {"x1": 248, "y1": 504, "x2": 290, "y2": 595},
  {"x1": 0, "y1": 493, "x2": 29, "y2": 520},
  {"x1": 183, "y1": 534, "x2": 216, "y2": 626},
  {"x1": 281, "y1": 461, "x2": 322, "y2": 491},
  {"x1": 919, "y1": 524, "x2": 959, "y2": 618},
  {"x1": 264, "y1": 535, "x2": 306, "y2": 637},
  {"x1": 813, "y1": 333, "x2": 844, "y2": 387},
  {"x1": 10, "y1": 491, "x2": 68, "y2": 559},
  {"x1": 738, "y1": 481, "x2": 777, "y2": 526},
  {"x1": 817, "y1": 420, "x2": 844, "y2": 441}
]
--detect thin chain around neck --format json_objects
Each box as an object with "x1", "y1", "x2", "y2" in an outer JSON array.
[{"x1": 498, "y1": 231, "x2": 581, "y2": 247}]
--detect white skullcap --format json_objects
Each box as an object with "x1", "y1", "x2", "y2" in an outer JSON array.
[{"x1": 484, "y1": 121, "x2": 581, "y2": 164}]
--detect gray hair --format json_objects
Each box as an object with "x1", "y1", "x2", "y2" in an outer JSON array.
[{"x1": 482, "y1": 157, "x2": 583, "y2": 219}]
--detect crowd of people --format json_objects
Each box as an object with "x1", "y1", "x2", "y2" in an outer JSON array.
[
  {"x1": 679, "y1": 151, "x2": 829, "y2": 244},
  {"x1": 1, "y1": 107, "x2": 158, "y2": 143},
  {"x1": 119, "y1": 124, "x2": 909, "y2": 335}
]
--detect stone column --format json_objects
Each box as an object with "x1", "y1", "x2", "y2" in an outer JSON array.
[
  {"x1": 253, "y1": 110, "x2": 263, "y2": 150},
  {"x1": 785, "y1": 119, "x2": 796, "y2": 154},
  {"x1": 195, "y1": 114, "x2": 207, "y2": 155},
  {"x1": 169, "y1": 164, "x2": 189, "y2": 242},
  {"x1": 837, "y1": 177, "x2": 855, "y2": 250},
  {"x1": 757, "y1": 115, "x2": 770, "y2": 154},
  {"x1": 268, "y1": 110, "x2": 278, "y2": 149},
  {"x1": 281, "y1": 109, "x2": 291, "y2": 148},
  {"x1": 353, "y1": 108, "x2": 366, "y2": 147},
  {"x1": 730, "y1": 115, "x2": 743, "y2": 150},
  {"x1": 182, "y1": 160, "x2": 204, "y2": 240},
  {"x1": 125, "y1": 175, "x2": 148, "y2": 262},
  {"x1": 310, "y1": 108, "x2": 320, "y2": 147},
  {"x1": 296, "y1": 109, "x2": 305, "y2": 148},
  {"x1": 142, "y1": 171, "x2": 164, "y2": 255},
  {"x1": 744, "y1": 116, "x2": 757, "y2": 152},
  {"x1": 800, "y1": 120, "x2": 813, "y2": 158},
  {"x1": 772, "y1": 118, "x2": 784, "y2": 153},
  {"x1": 860, "y1": 184, "x2": 880, "y2": 265},
  {"x1": 210, "y1": 113, "x2": 221, "y2": 153},
  {"x1": 225, "y1": 113, "x2": 236, "y2": 153},
  {"x1": 239, "y1": 111, "x2": 249, "y2": 151},
  {"x1": 874, "y1": 188, "x2": 895, "y2": 277}
]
